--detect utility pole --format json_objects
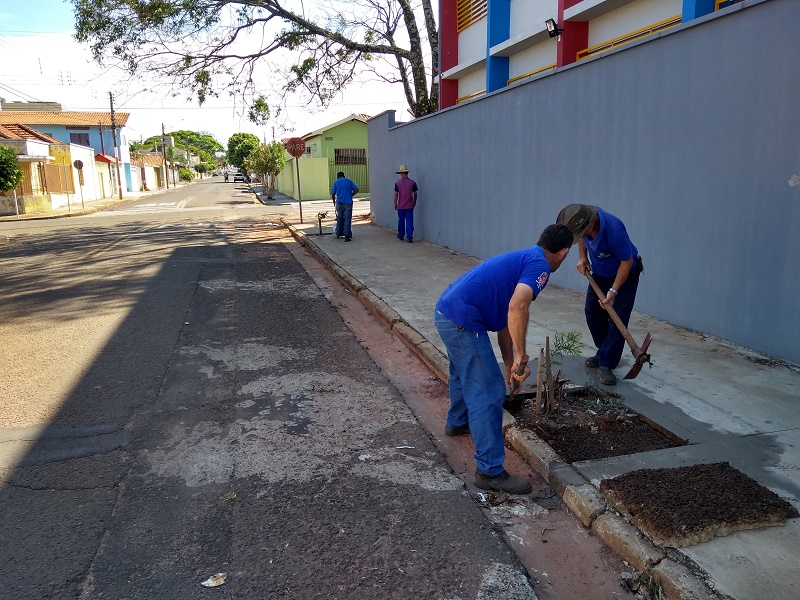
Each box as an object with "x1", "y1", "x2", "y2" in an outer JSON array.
[
  {"x1": 99, "y1": 121, "x2": 113, "y2": 196},
  {"x1": 109, "y1": 92, "x2": 123, "y2": 200},
  {"x1": 161, "y1": 123, "x2": 169, "y2": 189}
]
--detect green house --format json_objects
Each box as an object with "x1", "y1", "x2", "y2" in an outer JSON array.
[{"x1": 276, "y1": 114, "x2": 370, "y2": 201}]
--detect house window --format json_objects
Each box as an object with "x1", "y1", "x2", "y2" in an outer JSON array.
[
  {"x1": 70, "y1": 133, "x2": 90, "y2": 146},
  {"x1": 456, "y1": 0, "x2": 487, "y2": 33},
  {"x1": 334, "y1": 148, "x2": 366, "y2": 165}
]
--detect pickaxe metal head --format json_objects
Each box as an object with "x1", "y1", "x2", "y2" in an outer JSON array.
[{"x1": 623, "y1": 333, "x2": 653, "y2": 379}]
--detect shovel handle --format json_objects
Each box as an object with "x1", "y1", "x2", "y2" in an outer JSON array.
[
  {"x1": 509, "y1": 354, "x2": 529, "y2": 396},
  {"x1": 584, "y1": 272, "x2": 639, "y2": 353}
]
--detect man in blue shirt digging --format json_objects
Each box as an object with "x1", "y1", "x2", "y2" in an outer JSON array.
[
  {"x1": 331, "y1": 172, "x2": 359, "y2": 242},
  {"x1": 434, "y1": 224, "x2": 574, "y2": 494},
  {"x1": 556, "y1": 204, "x2": 642, "y2": 386}
]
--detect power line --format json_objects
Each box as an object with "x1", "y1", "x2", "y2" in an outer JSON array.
[{"x1": 0, "y1": 81, "x2": 42, "y2": 102}]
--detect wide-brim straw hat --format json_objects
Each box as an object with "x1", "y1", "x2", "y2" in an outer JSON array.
[
  {"x1": 556, "y1": 204, "x2": 600, "y2": 245},
  {"x1": 395, "y1": 164, "x2": 410, "y2": 174}
]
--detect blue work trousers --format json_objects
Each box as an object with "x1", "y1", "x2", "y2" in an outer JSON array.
[
  {"x1": 335, "y1": 202, "x2": 353, "y2": 238},
  {"x1": 585, "y1": 266, "x2": 640, "y2": 370},
  {"x1": 397, "y1": 208, "x2": 414, "y2": 241},
  {"x1": 434, "y1": 310, "x2": 506, "y2": 475}
]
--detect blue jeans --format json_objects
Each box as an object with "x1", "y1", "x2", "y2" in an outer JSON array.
[
  {"x1": 397, "y1": 208, "x2": 414, "y2": 241},
  {"x1": 585, "y1": 265, "x2": 641, "y2": 370},
  {"x1": 434, "y1": 310, "x2": 506, "y2": 475},
  {"x1": 335, "y1": 202, "x2": 353, "y2": 238}
]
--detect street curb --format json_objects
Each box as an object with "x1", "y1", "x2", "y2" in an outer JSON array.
[{"x1": 284, "y1": 221, "x2": 719, "y2": 600}]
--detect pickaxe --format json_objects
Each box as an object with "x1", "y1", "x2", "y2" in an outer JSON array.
[
  {"x1": 508, "y1": 354, "x2": 529, "y2": 397},
  {"x1": 503, "y1": 354, "x2": 529, "y2": 410},
  {"x1": 584, "y1": 273, "x2": 652, "y2": 379}
]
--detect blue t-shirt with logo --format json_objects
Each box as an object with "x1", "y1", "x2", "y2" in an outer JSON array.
[
  {"x1": 331, "y1": 177, "x2": 358, "y2": 204},
  {"x1": 584, "y1": 210, "x2": 638, "y2": 277},
  {"x1": 436, "y1": 246, "x2": 551, "y2": 333}
]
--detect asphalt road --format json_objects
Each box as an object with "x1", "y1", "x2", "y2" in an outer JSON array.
[{"x1": 0, "y1": 180, "x2": 540, "y2": 598}]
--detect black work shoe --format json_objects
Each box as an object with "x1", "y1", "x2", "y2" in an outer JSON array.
[
  {"x1": 445, "y1": 424, "x2": 470, "y2": 437},
  {"x1": 407, "y1": 238, "x2": 413, "y2": 243},
  {"x1": 585, "y1": 355, "x2": 600, "y2": 368},
  {"x1": 474, "y1": 469, "x2": 532, "y2": 495},
  {"x1": 598, "y1": 367, "x2": 617, "y2": 385},
  {"x1": 345, "y1": 237, "x2": 352, "y2": 242}
]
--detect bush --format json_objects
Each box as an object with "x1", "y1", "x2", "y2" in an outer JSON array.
[
  {"x1": 179, "y1": 167, "x2": 194, "y2": 182},
  {"x1": 0, "y1": 145, "x2": 23, "y2": 192}
]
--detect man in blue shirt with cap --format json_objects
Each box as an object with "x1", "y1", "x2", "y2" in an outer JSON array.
[
  {"x1": 434, "y1": 224, "x2": 574, "y2": 495},
  {"x1": 557, "y1": 204, "x2": 643, "y2": 386}
]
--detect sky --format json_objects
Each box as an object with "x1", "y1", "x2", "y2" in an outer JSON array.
[{"x1": 0, "y1": 0, "x2": 412, "y2": 146}]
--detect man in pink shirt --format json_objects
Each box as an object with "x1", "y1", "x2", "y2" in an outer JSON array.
[{"x1": 393, "y1": 164, "x2": 419, "y2": 243}]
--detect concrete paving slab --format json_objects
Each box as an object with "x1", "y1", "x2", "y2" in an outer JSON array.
[{"x1": 680, "y1": 523, "x2": 800, "y2": 600}]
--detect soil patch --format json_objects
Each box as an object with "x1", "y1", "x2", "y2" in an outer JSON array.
[
  {"x1": 511, "y1": 385, "x2": 683, "y2": 463},
  {"x1": 600, "y1": 462, "x2": 800, "y2": 547}
]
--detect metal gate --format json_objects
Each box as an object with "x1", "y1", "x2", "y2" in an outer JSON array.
[{"x1": 329, "y1": 159, "x2": 370, "y2": 194}]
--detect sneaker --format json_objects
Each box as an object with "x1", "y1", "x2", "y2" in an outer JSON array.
[
  {"x1": 345, "y1": 237, "x2": 352, "y2": 242},
  {"x1": 598, "y1": 367, "x2": 617, "y2": 386},
  {"x1": 445, "y1": 424, "x2": 470, "y2": 437},
  {"x1": 585, "y1": 355, "x2": 600, "y2": 368},
  {"x1": 474, "y1": 469, "x2": 532, "y2": 495}
]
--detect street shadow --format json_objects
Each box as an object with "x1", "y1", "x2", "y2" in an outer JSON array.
[{"x1": 0, "y1": 219, "x2": 302, "y2": 596}]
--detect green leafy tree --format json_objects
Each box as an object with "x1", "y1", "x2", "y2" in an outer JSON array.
[
  {"x1": 197, "y1": 149, "x2": 214, "y2": 165},
  {"x1": 0, "y1": 146, "x2": 23, "y2": 192},
  {"x1": 179, "y1": 167, "x2": 194, "y2": 182},
  {"x1": 227, "y1": 133, "x2": 260, "y2": 170},
  {"x1": 129, "y1": 140, "x2": 146, "y2": 160},
  {"x1": 244, "y1": 141, "x2": 287, "y2": 199},
  {"x1": 72, "y1": 0, "x2": 439, "y2": 118},
  {"x1": 142, "y1": 130, "x2": 223, "y2": 156},
  {"x1": 166, "y1": 147, "x2": 178, "y2": 185}
]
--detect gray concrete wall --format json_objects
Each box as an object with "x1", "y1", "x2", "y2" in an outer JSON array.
[{"x1": 368, "y1": 0, "x2": 800, "y2": 364}]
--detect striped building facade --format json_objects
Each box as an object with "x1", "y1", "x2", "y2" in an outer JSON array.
[{"x1": 440, "y1": 0, "x2": 740, "y2": 108}]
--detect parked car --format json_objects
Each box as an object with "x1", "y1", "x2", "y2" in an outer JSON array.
[{"x1": 233, "y1": 172, "x2": 245, "y2": 183}]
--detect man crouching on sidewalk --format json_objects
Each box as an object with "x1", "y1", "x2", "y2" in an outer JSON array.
[{"x1": 434, "y1": 224, "x2": 573, "y2": 494}]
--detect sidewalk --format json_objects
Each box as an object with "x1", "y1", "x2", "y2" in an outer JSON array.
[
  {"x1": 0, "y1": 182, "x2": 193, "y2": 222},
  {"x1": 280, "y1": 197, "x2": 800, "y2": 600}
]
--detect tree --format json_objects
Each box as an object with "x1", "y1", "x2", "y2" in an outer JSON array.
[
  {"x1": 141, "y1": 130, "x2": 223, "y2": 158},
  {"x1": 194, "y1": 163, "x2": 209, "y2": 178},
  {"x1": 72, "y1": 0, "x2": 439, "y2": 118},
  {"x1": 245, "y1": 142, "x2": 287, "y2": 199},
  {"x1": 227, "y1": 133, "x2": 260, "y2": 170},
  {"x1": 129, "y1": 140, "x2": 146, "y2": 160},
  {"x1": 179, "y1": 167, "x2": 194, "y2": 182},
  {"x1": 0, "y1": 146, "x2": 23, "y2": 193},
  {"x1": 166, "y1": 147, "x2": 178, "y2": 186}
]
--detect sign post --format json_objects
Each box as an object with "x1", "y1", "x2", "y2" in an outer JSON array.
[
  {"x1": 73, "y1": 160, "x2": 85, "y2": 209},
  {"x1": 63, "y1": 158, "x2": 71, "y2": 213},
  {"x1": 284, "y1": 137, "x2": 307, "y2": 223}
]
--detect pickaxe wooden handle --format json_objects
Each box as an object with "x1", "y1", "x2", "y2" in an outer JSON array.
[
  {"x1": 584, "y1": 272, "x2": 652, "y2": 379},
  {"x1": 509, "y1": 354, "x2": 529, "y2": 397}
]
